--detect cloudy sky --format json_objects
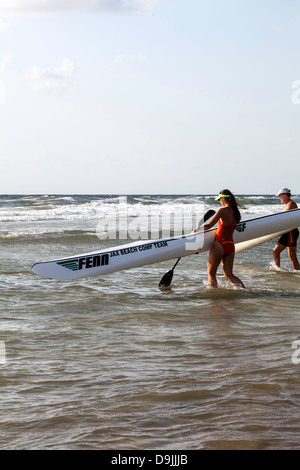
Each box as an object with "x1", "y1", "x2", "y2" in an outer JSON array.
[{"x1": 1, "y1": 0, "x2": 300, "y2": 194}]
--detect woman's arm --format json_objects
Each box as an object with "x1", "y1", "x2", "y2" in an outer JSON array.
[{"x1": 203, "y1": 208, "x2": 223, "y2": 230}]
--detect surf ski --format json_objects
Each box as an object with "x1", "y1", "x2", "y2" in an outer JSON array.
[{"x1": 31, "y1": 208, "x2": 300, "y2": 280}]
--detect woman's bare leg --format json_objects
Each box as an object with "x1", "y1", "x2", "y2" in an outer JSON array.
[
  {"x1": 207, "y1": 242, "x2": 224, "y2": 288},
  {"x1": 222, "y1": 252, "x2": 245, "y2": 288}
]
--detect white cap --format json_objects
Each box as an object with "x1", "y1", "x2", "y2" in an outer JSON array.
[{"x1": 276, "y1": 187, "x2": 291, "y2": 196}]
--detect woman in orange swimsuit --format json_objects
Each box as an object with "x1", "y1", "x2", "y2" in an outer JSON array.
[{"x1": 203, "y1": 189, "x2": 245, "y2": 288}]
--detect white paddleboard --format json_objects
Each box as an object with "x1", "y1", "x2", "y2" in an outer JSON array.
[
  {"x1": 32, "y1": 208, "x2": 300, "y2": 280},
  {"x1": 235, "y1": 231, "x2": 287, "y2": 253}
]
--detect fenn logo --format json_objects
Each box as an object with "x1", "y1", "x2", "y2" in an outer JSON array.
[
  {"x1": 235, "y1": 222, "x2": 246, "y2": 232},
  {"x1": 57, "y1": 253, "x2": 109, "y2": 271}
]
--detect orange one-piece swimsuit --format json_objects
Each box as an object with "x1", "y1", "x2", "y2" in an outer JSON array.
[{"x1": 214, "y1": 207, "x2": 236, "y2": 255}]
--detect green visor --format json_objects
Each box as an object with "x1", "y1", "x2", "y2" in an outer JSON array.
[{"x1": 215, "y1": 194, "x2": 231, "y2": 201}]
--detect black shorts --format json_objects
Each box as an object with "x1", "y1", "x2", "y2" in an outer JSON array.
[{"x1": 278, "y1": 228, "x2": 299, "y2": 247}]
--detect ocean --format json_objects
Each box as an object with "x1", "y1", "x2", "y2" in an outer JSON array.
[{"x1": 1, "y1": 194, "x2": 300, "y2": 450}]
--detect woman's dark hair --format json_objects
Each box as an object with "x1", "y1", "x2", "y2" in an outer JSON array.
[{"x1": 219, "y1": 189, "x2": 245, "y2": 223}]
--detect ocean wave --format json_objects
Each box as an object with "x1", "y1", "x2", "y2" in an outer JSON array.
[
  {"x1": 0, "y1": 194, "x2": 291, "y2": 223},
  {"x1": 0, "y1": 229, "x2": 96, "y2": 240}
]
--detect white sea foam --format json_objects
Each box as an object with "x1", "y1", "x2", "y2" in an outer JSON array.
[{"x1": 0, "y1": 195, "x2": 290, "y2": 242}]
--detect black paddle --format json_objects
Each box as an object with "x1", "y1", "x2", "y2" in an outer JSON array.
[{"x1": 158, "y1": 209, "x2": 216, "y2": 288}]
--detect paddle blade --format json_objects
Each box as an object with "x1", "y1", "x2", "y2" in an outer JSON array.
[
  {"x1": 204, "y1": 209, "x2": 215, "y2": 222},
  {"x1": 159, "y1": 269, "x2": 174, "y2": 288},
  {"x1": 195, "y1": 209, "x2": 215, "y2": 231}
]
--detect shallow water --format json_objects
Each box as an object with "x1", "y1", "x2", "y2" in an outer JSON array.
[{"x1": 1, "y1": 194, "x2": 300, "y2": 449}]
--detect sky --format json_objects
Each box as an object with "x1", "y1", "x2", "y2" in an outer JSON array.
[{"x1": 1, "y1": 0, "x2": 300, "y2": 195}]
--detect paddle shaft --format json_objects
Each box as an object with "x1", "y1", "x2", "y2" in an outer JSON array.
[{"x1": 158, "y1": 209, "x2": 215, "y2": 287}]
